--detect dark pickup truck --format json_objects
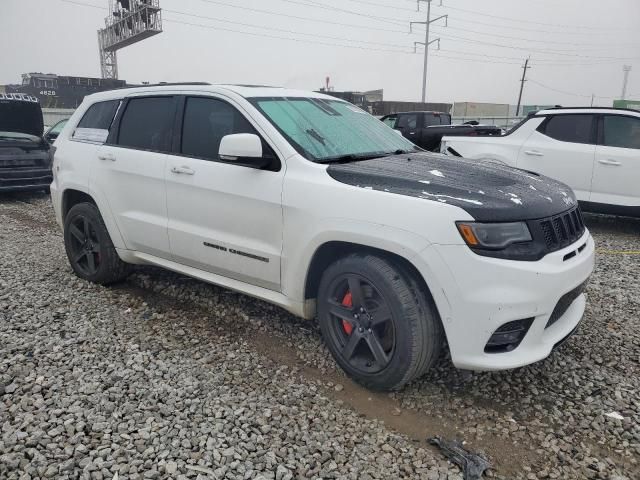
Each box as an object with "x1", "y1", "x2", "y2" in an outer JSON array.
[
  {"x1": 381, "y1": 111, "x2": 502, "y2": 151},
  {"x1": 0, "y1": 94, "x2": 52, "y2": 193}
]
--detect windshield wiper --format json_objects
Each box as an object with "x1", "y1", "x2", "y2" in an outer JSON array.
[{"x1": 317, "y1": 153, "x2": 387, "y2": 164}]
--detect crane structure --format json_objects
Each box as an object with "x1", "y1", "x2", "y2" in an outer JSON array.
[{"x1": 98, "y1": 0, "x2": 163, "y2": 79}]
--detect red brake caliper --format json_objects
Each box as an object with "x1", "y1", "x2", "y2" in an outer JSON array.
[{"x1": 341, "y1": 291, "x2": 354, "y2": 335}]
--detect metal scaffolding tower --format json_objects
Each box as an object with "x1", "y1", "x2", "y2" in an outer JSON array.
[{"x1": 98, "y1": 0, "x2": 163, "y2": 79}]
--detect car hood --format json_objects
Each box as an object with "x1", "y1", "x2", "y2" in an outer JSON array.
[
  {"x1": 326, "y1": 153, "x2": 578, "y2": 222},
  {"x1": 0, "y1": 99, "x2": 44, "y2": 137}
]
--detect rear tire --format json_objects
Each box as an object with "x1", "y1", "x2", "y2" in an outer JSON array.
[
  {"x1": 63, "y1": 202, "x2": 130, "y2": 285},
  {"x1": 317, "y1": 253, "x2": 442, "y2": 391}
]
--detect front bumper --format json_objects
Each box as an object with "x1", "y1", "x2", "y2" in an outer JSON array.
[
  {"x1": 423, "y1": 230, "x2": 594, "y2": 371},
  {"x1": 0, "y1": 166, "x2": 52, "y2": 192}
]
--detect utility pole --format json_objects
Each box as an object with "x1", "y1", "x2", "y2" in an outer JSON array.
[
  {"x1": 621, "y1": 65, "x2": 632, "y2": 100},
  {"x1": 590, "y1": 94, "x2": 595, "y2": 107},
  {"x1": 516, "y1": 57, "x2": 531, "y2": 116},
  {"x1": 411, "y1": 0, "x2": 448, "y2": 103}
]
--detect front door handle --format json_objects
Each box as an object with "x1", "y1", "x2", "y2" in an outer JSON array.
[
  {"x1": 98, "y1": 153, "x2": 116, "y2": 162},
  {"x1": 171, "y1": 166, "x2": 195, "y2": 175},
  {"x1": 524, "y1": 150, "x2": 544, "y2": 157},
  {"x1": 598, "y1": 159, "x2": 621, "y2": 166}
]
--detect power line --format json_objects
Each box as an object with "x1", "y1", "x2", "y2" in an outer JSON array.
[
  {"x1": 432, "y1": 24, "x2": 640, "y2": 50},
  {"x1": 437, "y1": 15, "x2": 634, "y2": 36},
  {"x1": 165, "y1": 9, "x2": 412, "y2": 49},
  {"x1": 276, "y1": 0, "x2": 409, "y2": 27},
  {"x1": 433, "y1": 3, "x2": 636, "y2": 32},
  {"x1": 193, "y1": 0, "x2": 408, "y2": 34},
  {"x1": 430, "y1": 31, "x2": 640, "y2": 61},
  {"x1": 528, "y1": 79, "x2": 616, "y2": 99},
  {"x1": 166, "y1": 18, "x2": 412, "y2": 53},
  {"x1": 58, "y1": 0, "x2": 638, "y2": 70},
  {"x1": 330, "y1": 0, "x2": 418, "y2": 12}
]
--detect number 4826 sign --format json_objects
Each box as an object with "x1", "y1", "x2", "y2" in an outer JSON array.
[{"x1": 40, "y1": 90, "x2": 56, "y2": 96}]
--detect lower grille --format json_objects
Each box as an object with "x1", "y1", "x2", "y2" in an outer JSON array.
[{"x1": 546, "y1": 280, "x2": 588, "y2": 329}]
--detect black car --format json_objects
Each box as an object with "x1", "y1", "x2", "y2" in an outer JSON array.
[
  {"x1": 0, "y1": 94, "x2": 52, "y2": 193},
  {"x1": 381, "y1": 111, "x2": 502, "y2": 151}
]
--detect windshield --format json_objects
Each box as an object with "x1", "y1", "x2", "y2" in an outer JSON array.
[
  {"x1": 250, "y1": 97, "x2": 420, "y2": 162},
  {"x1": 48, "y1": 119, "x2": 68, "y2": 135}
]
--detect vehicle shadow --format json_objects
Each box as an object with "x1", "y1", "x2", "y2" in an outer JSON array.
[
  {"x1": 583, "y1": 212, "x2": 640, "y2": 236},
  {"x1": 0, "y1": 190, "x2": 50, "y2": 203}
]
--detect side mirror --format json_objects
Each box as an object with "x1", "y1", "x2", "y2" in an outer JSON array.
[
  {"x1": 219, "y1": 133, "x2": 270, "y2": 168},
  {"x1": 45, "y1": 132, "x2": 58, "y2": 143}
]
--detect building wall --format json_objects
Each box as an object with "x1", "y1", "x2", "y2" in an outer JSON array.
[
  {"x1": 43, "y1": 109, "x2": 75, "y2": 127},
  {"x1": 452, "y1": 102, "x2": 511, "y2": 117}
]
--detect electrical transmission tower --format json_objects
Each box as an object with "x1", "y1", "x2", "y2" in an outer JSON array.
[
  {"x1": 411, "y1": 0, "x2": 448, "y2": 103},
  {"x1": 621, "y1": 65, "x2": 632, "y2": 100},
  {"x1": 516, "y1": 57, "x2": 531, "y2": 116},
  {"x1": 98, "y1": 0, "x2": 163, "y2": 79}
]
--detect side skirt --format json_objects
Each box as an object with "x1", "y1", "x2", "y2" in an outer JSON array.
[{"x1": 115, "y1": 248, "x2": 309, "y2": 318}]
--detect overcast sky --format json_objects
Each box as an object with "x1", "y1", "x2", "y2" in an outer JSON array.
[{"x1": 2, "y1": 0, "x2": 639, "y2": 107}]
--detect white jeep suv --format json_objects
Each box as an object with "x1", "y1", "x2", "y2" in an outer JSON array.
[{"x1": 51, "y1": 84, "x2": 595, "y2": 390}]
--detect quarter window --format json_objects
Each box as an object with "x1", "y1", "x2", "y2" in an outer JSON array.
[
  {"x1": 181, "y1": 97, "x2": 257, "y2": 161},
  {"x1": 77, "y1": 100, "x2": 120, "y2": 130},
  {"x1": 116, "y1": 97, "x2": 175, "y2": 152},
  {"x1": 603, "y1": 115, "x2": 640, "y2": 149},
  {"x1": 539, "y1": 114, "x2": 593, "y2": 144}
]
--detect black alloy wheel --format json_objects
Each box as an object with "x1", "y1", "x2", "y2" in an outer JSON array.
[
  {"x1": 317, "y1": 254, "x2": 443, "y2": 391},
  {"x1": 67, "y1": 215, "x2": 102, "y2": 276},
  {"x1": 63, "y1": 202, "x2": 130, "y2": 284},
  {"x1": 325, "y1": 274, "x2": 396, "y2": 374}
]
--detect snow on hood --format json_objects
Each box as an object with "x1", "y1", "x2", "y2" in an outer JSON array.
[{"x1": 326, "y1": 152, "x2": 578, "y2": 222}]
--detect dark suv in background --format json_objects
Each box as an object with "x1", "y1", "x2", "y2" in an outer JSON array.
[
  {"x1": 381, "y1": 111, "x2": 501, "y2": 151},
  {"x1": 0, "y1": 94, "x2": 52, "y2": 193}
]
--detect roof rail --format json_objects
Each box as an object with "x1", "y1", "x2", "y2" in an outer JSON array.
[
  {"x1": 540, "y1": 106, "x2": 640, "y2": 113},
  {"x1": 114, "y1": 82, "x2": 211, "y2": 90}
]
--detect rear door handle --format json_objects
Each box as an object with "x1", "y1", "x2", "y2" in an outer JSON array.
[
  {"x1": 98, "y1": 153, "x2": 116, "y2": 161},
  {"x1": 524, "y1": 150, "x2": 544, "y2": 157},
  {"x1": 598, "y1": 159, "x2": 621, "y2": 166},
  {"x1": 171, "y1": 166, "x2": 195, "y2": 175}
]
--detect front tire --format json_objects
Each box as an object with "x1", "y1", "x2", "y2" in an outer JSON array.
[
  {"x1": 317, "y1": 253, "x2": 443, "y2": 391},
  {"x1": 63, "y1": 202, "x2": 130, "y2": 285}
]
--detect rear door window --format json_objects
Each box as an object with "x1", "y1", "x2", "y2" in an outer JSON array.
[
  {"x1": 538, "y1": 114, "x2": 594, "y2": 144},
  {"x1": 423, "y1": 114, "x2": 447, "y2": 127},
  {"x1": 396, "y1": 113, "x2": 418, "y2": 130},
  {"x1": 602, "y1": 115, "x2": 640, "y2": 149},
  {"x1": 116, "y1": 97, "x2": 175, "y2": 152}
]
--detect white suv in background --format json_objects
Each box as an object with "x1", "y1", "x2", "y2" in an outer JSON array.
[
  {"x1": 51, "y1": 85, "x2": 594, "y2": 390},
  {"x1": 441, "y1": 107, "x2": 640, "y2": 217}
]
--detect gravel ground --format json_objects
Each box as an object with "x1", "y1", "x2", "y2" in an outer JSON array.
[{"x1": 0, "y1": 193, "x2": 638, "y2": 480}]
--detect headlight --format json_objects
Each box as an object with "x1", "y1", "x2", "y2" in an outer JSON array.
[{"x1": 456, "y1": 221, "x2": 532, "y2": 249}]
